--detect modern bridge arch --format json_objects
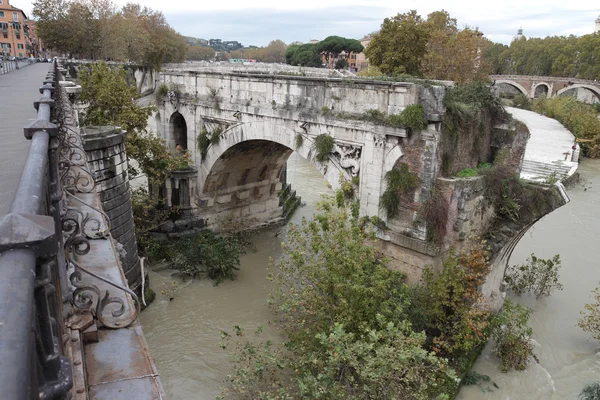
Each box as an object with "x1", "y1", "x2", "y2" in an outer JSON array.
[
  {"x1": 556, "y1": 84, "x2": 600, "y2": 102},
  {"x1": 533, "y1": 82, "x2": 550, "y2": 98},
  {"x1": 198, "y1": 120, "x2": 350, "y2": 200},
  {"x1": 494, "y1": 80, "x2": 530, "y2": 97}
]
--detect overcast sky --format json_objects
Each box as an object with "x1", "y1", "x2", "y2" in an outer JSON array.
[{"x1": 17, "y1": 0, "x2": 600, "y2": 47}]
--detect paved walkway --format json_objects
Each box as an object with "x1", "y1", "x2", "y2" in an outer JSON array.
[
  {"x1": 507, "y1": 106, "x2": 578, "y2": 182},
  {"x1": 0, "y1": 63, "x2": 49, "y2": 215}
]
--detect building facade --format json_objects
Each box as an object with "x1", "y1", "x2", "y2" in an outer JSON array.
[
  {"x1": 355, "y1": 34, "x2": 373, "y2": 71},
  {"x1": 0, "y1": 0, "x2": 44, "y2": 58},
  {"x1": 595, "y1": 15, "x2": 600, "y2": 34}
]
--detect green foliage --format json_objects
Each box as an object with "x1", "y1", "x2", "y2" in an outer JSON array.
[
  {"x1": 79, "y1": 62, "x2": 186, "y2": 184},
  {"x1": 156, "y1": 83, "x2": 169, "y2": 102},
  {"x1": 511, "y1": 93, "x2": 532, "y2": 110},
  {"x1": 260, "y1": 199, "x2": 455, "y2": 399},
  {"x1": 457, "y1": 168, "x2": 478, "y2": 177},
  {"x1": 320, "y1": 106, "x2": 333, "y2": 117},
  {"x1": 315, "y1": 35, "x2": 364, "y2": 55},
  {"x1": 171, "y1": 230, "x2": 241, "y2": 284},
  {"x1": 131, "y1": 187, "x2": 170, "y2": 257},
  {"x1": 490, "y1": 300, "x2": 535, "y2": 372},
  {"x1": 197, "y1": 126, "x2": 222, "y2": 160},
  {"x1": 579, "y1": 382, "x2": 600, "y2": 400},
  {"x1": 379, "y1": 163, "x2": 420, "y2": 219},
  {"x1": 578, "y1": 285, "x2": 600, "y2": 341},
  {"x1": 533, "y1": 96, "x2": 600, "y2": 157},
  {"x1": 399, "y1": 104, "x2": 429, "y2": 131},
  {"x1": 294, "y1": 133, "x2": 304, "y2": 148},
  {"x1": 482, "y1": 32, "x2": 600, "y2": 81},
  {"x1": 505, "y1": 254, "x2": 563, "y2": 299},
  {"x1": 285, "y1": 43, "x2": 321, "y2": 67},
  {"x1": 313, "y1": 134, "x2": 334, "y2": 162},
  {"x1": 419, "y1": 189, "x2": 449, "y2": 243},
  {"x1": 421, "y1": 242, "x2": 491, "y2": 358},
  {"x1": 366, "y1": 10, "x2": 430, "y2": 76},
  {"x1": 334, "y1": 58, "x2": 348, "y2": 70},
  {"x1": 444, "y1": 82, "x2": 508, "y2": 133}
]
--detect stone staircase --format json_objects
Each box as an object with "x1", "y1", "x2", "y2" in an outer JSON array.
[{"x1": 520, "y1": 159, "x2": 574, "y2": 182}]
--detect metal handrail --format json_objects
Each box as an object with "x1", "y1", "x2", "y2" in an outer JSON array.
[{"x1": 0, "y1": 60, "x2": 73, "y2": 400}]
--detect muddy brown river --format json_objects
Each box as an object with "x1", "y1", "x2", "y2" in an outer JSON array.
[{"x1": 140, "y1": 155, "x2": 600, "y2": 400}]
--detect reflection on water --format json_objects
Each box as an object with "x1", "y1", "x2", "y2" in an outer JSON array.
[
  {"x1": 141, "y1": 156, "x2": 600, "y2": 400},
  {"x1": 458, "y1": 159, "x2": 600, "y2": 400},
  {"x1": 139, "y1": 152, "x2": 333, "y2": 399}
]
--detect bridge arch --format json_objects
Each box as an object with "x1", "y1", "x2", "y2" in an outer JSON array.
[
  {"x1": 533, "y1": 82, "x2": 550, "y2": 98},
  {"x1": 494, "y1": 80, "x2": 530, "y2": 97},
  {"x1": 555, "y1": 84, "x2": 600, "y2": 102},
  {"x1": 197, "y1": 121, "x2": 357, "y2": 225},
  {"x1": 169, "y1": 111, "x2": 188, "y2": 150}
]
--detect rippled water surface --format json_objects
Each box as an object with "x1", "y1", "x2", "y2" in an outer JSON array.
[{"x1": 141, "y1": 156, "x2": 600, "y2": 400}]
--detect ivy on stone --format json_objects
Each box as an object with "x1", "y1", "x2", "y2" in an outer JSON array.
[{"x1": 379, "y1": 162, "x2": 420, "y2": 219}]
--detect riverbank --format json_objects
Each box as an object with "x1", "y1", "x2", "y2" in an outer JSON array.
[{"x1": 458, "y1": 158, "x2": 600, "y2": 399}]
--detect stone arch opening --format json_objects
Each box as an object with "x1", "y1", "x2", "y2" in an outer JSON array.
[
  {"x1": 196, "y1": 121, "x2": 353, "y2": 228},
  {"x1": 494, "y1": 81, "x2": 529, "y2": 97},
  {"x1": 556, "y1": 85, "x2": 600, "y2": 104},
  {"x1": 533, "y1": 83, "x2": 549, "y2": 98},
  {"x1": 169, "y1": 112, "x2": 188, "y2": 150}
]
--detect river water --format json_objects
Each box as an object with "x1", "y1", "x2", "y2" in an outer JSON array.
[
  {"x1": 140, "y1": 155, "x2": 600, "y2": 400},
  {"x1": 139, "y1": 152, "x2": 333, "y2": 399}
]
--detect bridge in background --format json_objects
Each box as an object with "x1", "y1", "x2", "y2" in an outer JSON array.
[{"x1": 490, "y1": 74, "x2": 600, "y2": 100}]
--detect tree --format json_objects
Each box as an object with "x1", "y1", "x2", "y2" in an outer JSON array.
[
  {"x1": 78, "y1": 62, "x2": 186, "y2": 183},
  {"x1": 505, "y1": 254, "x2": 563, "y2": 299},
  {"x1": 421, "y1": 10, "x2": 489, "y2": 83},
  {"x1": 262, "y1": 39, "x2": 287, "y2": 63},
  {"x1": 187, "y1": 45, "x2": 215, "y2": 61},
  {"x1": 221, "y1": 198, "x2": 455, "y2": 399},
  {"x1": 490, "y1": 300, "x2": 536, "y2": 372},
  {"x1": 314, "y1": 35, "x2": 363, "y2": 68},
  {"x1": 421, "y1": 242, "x2": 491, "y2": 358},
  {"x1": 285, "y1": 43, "x2": 321, "y2": 67},
  {"x1": 365, "y1": 10, "x2": 430, "y2": 76},
  {"x1": 578, "y1": 284, "x2": 600, "y2": 341}
]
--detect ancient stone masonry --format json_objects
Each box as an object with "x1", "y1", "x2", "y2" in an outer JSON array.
[{"x1": 81, "y1": 127, "x2": 142, "y2": 295}]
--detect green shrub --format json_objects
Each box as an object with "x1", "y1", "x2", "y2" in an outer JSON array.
[
  {"x1": 197, "y1": 128, "x2": 210, "y2": 160},
  {"x1": 578, "y1": 285, "x2": 600, "y2": 341},
  {"x1": 505, "y1": 254, "x2": 563, "y2": 299},
  {"x1": 490, "y1": 300, "x2": 535, "y2": 372},
  {"x1": 295, "y1": 133, "x2": 304, "y2": 148},
  {"x1": 399, "y1": 104, "x2": 428, "y2": 131},
  {"x1": 313, "y1": 134, "x2": 334, "y2": 162},
  {"x1": 379, "y1": 163, "x2": 420, "y2": 219},
  {"x1": 156, "y1": 83, "x2": 169, "y2": 102},
  {"x1": 456, "y1": 168, "x2": 478, "y2": 177},
  {"x1": 512, "y1": 93, "x2": 532, "y2": 110},
  {"x1": 172, "y1": 230, "x2": 241, "y2": 284}
]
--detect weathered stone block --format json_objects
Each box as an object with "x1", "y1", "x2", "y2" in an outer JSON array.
[
  {"x1": 236, "y1": 190, "x2": 250, "y2": 200},
  {"x1": 217, "y1": 194, "x2": 232, "y2": 204}
]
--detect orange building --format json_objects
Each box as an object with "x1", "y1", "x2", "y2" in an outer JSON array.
[{"x1": 0, "y1": 0, "x2": 44, "y2": 58}]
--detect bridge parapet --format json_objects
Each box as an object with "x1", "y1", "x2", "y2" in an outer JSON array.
[{"x1": 0, "y1": 61, "x2": 163, "y2": 400}]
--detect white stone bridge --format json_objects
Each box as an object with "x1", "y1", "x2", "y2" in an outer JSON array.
[{"x1": 154, "y1": 65, "x2": 447, "y2": 236}]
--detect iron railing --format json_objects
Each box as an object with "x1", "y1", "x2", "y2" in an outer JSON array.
[{"x1": 0, "y1": 60, "x2": 73, "y2": 400}]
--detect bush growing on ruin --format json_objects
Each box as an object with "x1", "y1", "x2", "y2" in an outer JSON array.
[
  {"x1": 418, "y1": 188, "x2": 449, "y2": 244},
  {"x1": 379, "y1": 162, "x2": 420, "y2": 219},
  {"x1": 490, "y1": 300, "x2": 535, "y2": 372},
  {"x1": 578, "y1": 285, "x2": 600, "y2": 341},
  {"x1": 511, "y1": 94, "x2": 532, "y2": 110},
  {"x1": 505, "y1": 254, "x2": 563, "y2": 299},
  {"x1": 313, "y1": 134, "x2": 335, "y2": 162}
]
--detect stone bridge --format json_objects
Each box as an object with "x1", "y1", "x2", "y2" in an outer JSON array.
[
  {"x1": 154, "y1": 67, "x2": 447, "y2": 234},
  {"x1": 490, "y1": 74, "x2": 600, "y2": 101}
]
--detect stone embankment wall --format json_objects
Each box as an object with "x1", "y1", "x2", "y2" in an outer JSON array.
[{"x1": 82, "y1": 127, "x2": 142, "y2": 294}]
